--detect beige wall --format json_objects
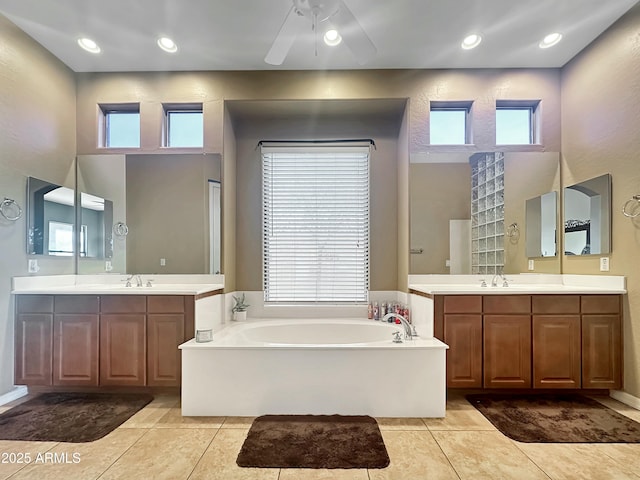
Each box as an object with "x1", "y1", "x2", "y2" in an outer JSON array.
[
  {"x1": 0, "y1": 15, "x2": 76, "y2": 395},
  {"x1": 560, "y1": 4, "x2": 640, "y2": 396},
  {"x1": 410, "y1": 163, "x2": 472, "y2": 274},
  {"x1": 232, "y1": 114, "x2": 400, "y2": 292},
  {"x1": 125, "y1": 154, "x2": 221, "y2": 274}
]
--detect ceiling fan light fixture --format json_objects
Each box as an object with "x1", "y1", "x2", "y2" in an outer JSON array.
[
  {"x1": 157, "y1": 37, "x2": 178, "y2": 53},
  {"x1": 539, "y1": 32, "x2": 562, "y2": 49},
  {"x1": 461, "y1": 34, "x2": 482, "y2": 50},
  {"x1": 323, "y1": 29, "x2": 342, "y2": 46},
  {"x1": 77, "y1": 37, "x2": 101, "y2": 54}
]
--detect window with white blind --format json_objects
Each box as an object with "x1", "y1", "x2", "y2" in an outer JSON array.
[{"x1": 262, "y1": 146, "x2": 370, "y2": 303}]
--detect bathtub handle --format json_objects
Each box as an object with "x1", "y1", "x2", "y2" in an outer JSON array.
[{"x1": 392, "y1": 331, "x2": 403, "y2": 343}]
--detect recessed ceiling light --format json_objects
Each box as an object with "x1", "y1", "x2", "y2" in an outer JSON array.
[
  {"x1": 77, "y1": 37, "x2": 100, "y2": 54},
  {"x1": 157, "y1": 37, "x2": 178, "y2": 53},
  {"x1": 323, "y1": 29, "x2": 342, "y2": 47},
  {"x1": 539, "y1": 32, "x2": 562, "y2": 49},
  {"x1": 461, "y1": 34, "x2": 482, "y2": 50}
]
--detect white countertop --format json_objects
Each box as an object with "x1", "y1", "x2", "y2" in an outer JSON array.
[
  {"x1": 11, "y1": 274, "x2": 224, "y2": 296},
  {"x1": 408, "y1": 274, "x2": 627, "y2": 295}
]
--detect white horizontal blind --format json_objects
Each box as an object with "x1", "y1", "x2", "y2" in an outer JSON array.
[{"x1": 262, "y1": 147, "x2": 370, "y2": 303}]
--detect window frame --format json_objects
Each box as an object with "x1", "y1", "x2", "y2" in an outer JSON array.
[
  {"x1": 429, "y1": 101, "x2": 473, "y2": 145},
  {"x1": 495, "y1": 100, "x2": 541, "y2": 145},
  {"x1": 162, "y1": 103, "x2": 204, "y2": 148},
  {"x1": 99, "y1": 103, "x2": 141, "y2": 148},
  {"x1": 261, "y1": 145, "x2": 371, "y2": 304}
]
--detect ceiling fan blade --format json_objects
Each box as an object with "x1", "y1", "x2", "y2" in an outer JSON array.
[
  {"x1": 331, "y1": 0, "x2": 376, "y2": 65},
  {"x1": 265, "y1": 5, "x2": 307, "y2": 65}
]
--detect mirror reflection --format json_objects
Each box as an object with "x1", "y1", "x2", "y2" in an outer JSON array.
[
  {"x1": 409, "y1": 151, "x2": 561, "y2": 274},
  {"x1": 564, "y1": 173, "x2": 611, "y2": 256},
  {"x1": 76, "y1": 153, "x2": 222, "y2": 274},
  {"x1": 27, "y1": 177, "x2": 75, "y2": 256},
  {"x1": 79, "y1": 192, "x2": 113, "y2": 259},
  {"x1": 525, "y1": 191, "x2": 557, "y2": 258}
]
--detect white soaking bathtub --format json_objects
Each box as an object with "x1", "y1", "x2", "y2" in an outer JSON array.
[{"x1": 179, "y1": 319, "x2": 448, "y2": 418}]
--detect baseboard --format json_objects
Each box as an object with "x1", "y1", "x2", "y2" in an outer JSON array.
[
  {"x1": 0, "y1": 386, "x2": 28, "y2": 407},
  {"x1": 610, "y1": 390, "x2": 640, "y2": 410}
]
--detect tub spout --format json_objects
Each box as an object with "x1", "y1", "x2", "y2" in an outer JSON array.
[{"x1": 382, "y1": 313, "x2": 417, "y2": 340}]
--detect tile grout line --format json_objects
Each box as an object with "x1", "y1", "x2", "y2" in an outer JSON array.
[
  {"x1": 5, "y1": 442, "x2": 61, "y2": 480},
  {"x1": 185, "y1": 426, "x2": 222, "y2": 480},
  {"x1": 428, "y1": 429, "x2": 463, "y2": 480},
  {"x1": 95, "y1": 427, "x2": 154, "y2": 480},
  {"x1": 508, "y1": 439, "x2": 554, "y2": 480}
]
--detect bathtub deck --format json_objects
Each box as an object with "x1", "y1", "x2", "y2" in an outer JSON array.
[{"x1": 180, "y1": 337, "x2": 448, "y2": 418}]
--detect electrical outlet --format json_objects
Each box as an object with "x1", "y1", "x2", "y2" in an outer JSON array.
[
  {"x1": 28, "y1": 259, "x2": 39, "y2": 273},
  {"x1": 528, "y1": 259, "x2": 534, "y2": 271},
  {"x1": 445, "y1": 259, "x2": 451, "y2": 267},
  {"x1": 160, "y1": 258, "x2": 166, "y2": 266},
  {"x1": 600, "y1": 257, "x2": 610, "y2": 272},
  {"x1": 105, "y1": 260, "x2": 113, "y2": 272}
]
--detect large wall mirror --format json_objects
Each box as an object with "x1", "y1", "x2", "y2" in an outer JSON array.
[
  {"x1": 409, "y1": 151, "x2": 560, "y2": 275},
  {"x1": 563, "y1": 173, "x2": 611, "y2": 256},
  {"x1": 76, "y1": 153, "x2": 222, "y2": 275}
]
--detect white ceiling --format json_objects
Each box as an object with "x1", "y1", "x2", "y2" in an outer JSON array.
[{"x1": 0, "y1": 0, "x2": 637, "y2": 72}]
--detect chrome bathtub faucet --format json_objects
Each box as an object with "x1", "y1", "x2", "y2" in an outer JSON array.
[{"x1": 382, "y1": 312, "x2": 417, "y2": 340}]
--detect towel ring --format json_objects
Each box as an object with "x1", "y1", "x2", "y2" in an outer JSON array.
[
  {"x1": 622, "y1": 195, "x2": 640, "y2": 218},
  {"x1": 113, "y1": 222, "x2": 129, "y2": 236},
  {"x1": 0, "y1": 197, "x2": 23, "y2": 221},
  {"x1": 506, "y1": 222, "x2": 520, "y2": 238}
]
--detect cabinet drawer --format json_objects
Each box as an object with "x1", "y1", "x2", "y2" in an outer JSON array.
[
  {"x1": 147, "y1": 296, "x2": 185, "y2": 314},
  {"x1": 444, "y1": 296, "x2": 482, "y2": 313},
  {"x1": 532, "y1": 295, "x2": 580, "y2": 314},
  {"x1": 17, "y1": 295, "x2": 53, "y2": 313},
  {"x1": 101, "y1": 295, "x2": 147, "y2": 313},
  {"x1": 55, "y1": 295, "x2": 100, "y2": 314},
  {"x1": 581, "y1": 295, "x2": 620, "y2": 314},
  {"x1": 484, "y1": 295, "x2": 531, "y2": 314}
]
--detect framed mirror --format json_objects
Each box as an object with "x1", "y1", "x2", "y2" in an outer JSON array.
[
  {"x1": 27, "y1": 177, "x2": 75, "y2": 256},
  {"x1": 525, "y1": 191, "x2": 557, "y2": 258},
  {"x1": 563, "y1": 173, "x2": 611, "y2": 256}
]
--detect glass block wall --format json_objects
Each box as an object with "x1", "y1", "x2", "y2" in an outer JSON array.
[{"x1": 471, "y1": 152, "x2": 505, "y2": 274}]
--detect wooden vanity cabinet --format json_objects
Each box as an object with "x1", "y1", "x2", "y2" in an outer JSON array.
[
  {"x1": 53, "y1": 296, "x2": 99, "y2": 386},
  {"x1": 433, "y1": 292, "x2": 623, "y2": 390},
  {"x1": 441, "y1": 296, "x2": 483, "y2": 388},
  {"x1": 582, "y1": 295, "x2": 622, "y2": 389},
  {"x1": 532, "y1": 296, "x2": 581, "y2": 389},
  {"x1": 15, "y1": 296, "x2": 53, "y2": 385},
  {"x1": 100, "y1": 296, "x2": 147, "y2": 386},
  {"x1": 483, "y1": 296, "x2": 532, "y2": 388},
  {"x1": 147, "y1": 296, "x2": 192, "y2": 387},
  {"x1": 15, "y1": 294, "x2": 196, "y2": 388}
]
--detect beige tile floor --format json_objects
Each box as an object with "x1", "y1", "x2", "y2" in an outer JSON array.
[{"x1": 2, "y1": 392, "x2": 640, "y2": 479}]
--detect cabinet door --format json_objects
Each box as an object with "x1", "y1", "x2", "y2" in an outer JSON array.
[
  {"x1": 100, "y1": 314, "x2": 146, "y2": 386},
  {"x1": 533, "y1": 315, "x2": 581, "y2": 388},
  {"x1": 15, "y1": 314, "x2": 53, "y2": 385},
  {"x1": 582, "y1": 315, "x2": 622, "y2": 389},
  {"x1": 147, "y1": 314, "x2": 185, "y2": 386},
  {"x1": 484, "y1": 315, "x2": 532, "y2": 388},
  {"x1": 444, "y1": 314, "x2": 483, "y2": 388},
  {"x1": 53, "y1": 315, "x2": 99, "y2": 386}
]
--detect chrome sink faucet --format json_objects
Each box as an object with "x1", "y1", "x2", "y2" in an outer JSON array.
[
  {"x1": 491, "y1": 271, "x2": 509, "y2": 287},
  {"x1": 382, "y1": 312, "x2": 417, "y2": 341},
  {"x1": 126, "y1": 274, "x2": 143, "y2": 287}
]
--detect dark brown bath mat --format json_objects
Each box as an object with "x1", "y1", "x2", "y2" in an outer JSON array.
[
  {"x1": 467, "y1": 393, "x2": 640, "y2": 443},
  {"x1": 237, "y1": 414, "x2": 390, "y2": 469},
  {"x1": 0, "y1": 392, "x2": 153, "y2": 442}
]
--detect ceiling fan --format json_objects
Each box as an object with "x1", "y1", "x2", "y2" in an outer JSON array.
[{"x1": 264, "y1": 0, "x2": 377, "y2": 66}]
